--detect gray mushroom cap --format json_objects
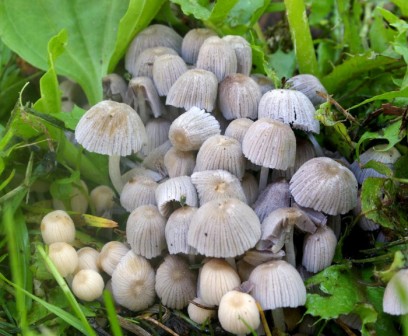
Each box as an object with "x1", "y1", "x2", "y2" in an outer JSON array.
[
  {"x1": 383, "y1": 268, "x2": 408, "y2": 315},
  {"x1": 286, "y1": 74, "x2": 328, "y2": 106}
]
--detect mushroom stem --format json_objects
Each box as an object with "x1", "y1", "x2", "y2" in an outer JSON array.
[
  {"x1": 259, "y1": 167, "x2": 269, "y2": 191},
  {"x1": 307, "y1": 132, "x2": 324, "y2": 157},
  {"x1": 284, "y1": 227, "x2": 296, "y2": 267},
  {"x1": 271, "y1": 308, "x2": 286, "y2": 331},
  {"x1": 109, "y1": 155, "x2": 124, "y2": 194}
]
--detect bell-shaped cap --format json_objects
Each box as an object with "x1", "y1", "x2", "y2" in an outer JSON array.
[
  {"x1": 222, "y1": 35, "x2": 252, "y2": 76},
  {"x1": 242, "y1": 118, "x2": 296, "y2": 170},
  {"x1": 143, "y1": 118, "x2": 171, "y2": 156},
  {"x1": 258, "y1": 89, "x2": 320, "y2": 134},
  {"x1": 75, "y1": 100, "x2": 147, "y2": 156},
  {"x1": 188, "y1": 198, "x2": 261, "y2": 258},
  {"x1": 249, "y1": 259, "x2": 306, "y2": 310},
  {"x1": 166, "y1": 69, "x2": 218, "y2": 111},
  {"x1": 224, "y1": 118, "x2": 254, "y2": 145},
  {"x1": 152, "y1": 54, "x2": 188, "y2": 96},
  {"x1": 120, "y1": 176, "x2": 158, "y2": 212},
  {"x1": 164, "y1": 147, "x2": 196, "y2": 178},
  {"x1": 383, "y1": 269, "x2": 408, "y2": 315},
  {"x1": 286, "y1": 74, "x2": 328, "y2": 106},
  {"x1": 181, "y1": 28, "x2": 217, "y2": 64},
  {"x1": 102, "y1": 73, "x2": 127, "y2": 102},
  {"x1": 290, "y1": 157, "x2": 358, "y2": 215},
  {"x1": 131, "y1": 47, "x2": 178, "y2": 79}
]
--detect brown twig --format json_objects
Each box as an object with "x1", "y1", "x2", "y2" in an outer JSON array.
[
  {"x1": 316, "y1": 91, "x2": 360, "y2": 125},
  {"x1": 139, "y1": 315, "x2": 180, "y2": 336}
]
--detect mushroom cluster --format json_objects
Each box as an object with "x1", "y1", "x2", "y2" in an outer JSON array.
[{"x1": 43, "y1": 23, "x2": 401, "y2": 335}]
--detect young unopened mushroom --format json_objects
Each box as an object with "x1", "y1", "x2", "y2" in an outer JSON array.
[
  {"x1": 125, "y1": 24, "x2": 182, "y2": 75},
  {"x1": 48, "y1": 242, "x2": 78, "y2": 277},
  {"x1": 198, "y1": 258, "x2": 241, "y2": 305},
  {"x1": 111, "y1": 251, "x2": 156, "y2": 311},
  {"x1": 75, "y1": 100, "x2": 147, "y2": 193},
  {"x1": 126, "y1": 205, "x2": 167, "y2": 259},
  {"x1": 52, "y1": 180, "x2": 88, "y2": 214},
  {"x1": 181, "y1": 28, "x2": 217, "y2": 64},
  {"x1": 195, "y1": 135, "x2": 246, "y2": 180},
  {"x1": 164, "y1": 147, "x2": 196, "y2": 178},
  {"x1": 143, "y1": 117, "x2": 171, "y2": 156},
  {"x1": 152, "y1": 54, "x2": 188, "y2": 96},
  {"x1": 132, "y1": 47, "x2": 179, "y2": 79},
  {"x1": 166, "y1": 69, "x2": 219, "y2": 111},
  {"x1": 286, "y1": 74, "x2": 328, "y2": 107},
  {"x1": 72, "y1": 269, "x2": 104, "y2": 301},
  {"x1": 142, "y1": 140, "x2": 172, "y2": 177},
  {"x1": 102, "y1": 73, "x2": 127, "y2": 102},
  {"x1": 188, "y1": 198, "x2": 261, "y2": 258},
  {"x1": 187, "y1": 297, "x2": 216, "y2": 324},
  {"x1": 222, "y1": 35, "x2": 252, "y2": 76},
  {"x1": 249, "y1": 259, "x2": 306, "y2": 331},
  {"x1": 155, "y1": 255, "x2": 197, "y2": 309},
  {"x1": 240, "y1": 172, "x2": 259, "y2": 205},
  {"x1": 120, "y1": 176, "x2": 158, "y2": 212},
  {"x1": 90, "y1": 185, "x2": 115, "y2": 218},
  {"x1": 218, "y1": 290, "x2": 260, "y2": 335},
  {"x1": 383, "y1": 268, "x2": 408, "y2": 315},
  {"x1": 98, "y1": 241, "x2": 130, "y2": 276},
  {"x1": 76, "y1": 247, "x2": 100, "y2": 273},
  {"x1": 224, "y1": 118, "x2": 254, "y2": 144},
  {"x1": 41, "y1": 210, "x2": 76, "y2": 244},
  {"x1": 290, "y1": 157, "x2": 358, "y2": 215},
  {"x1": 168, "y1": 106, "x2": 221, "y2": 151}
]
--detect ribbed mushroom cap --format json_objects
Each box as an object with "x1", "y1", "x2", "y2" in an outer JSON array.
[
  {"x1": 191, "y1": 169, "x2": 247, "y2": 205},
  {"x1": 224, "y1": 118, "x2": 254, "y2": 144},
  {"x1": 350, "y1": 144, "x2": 401, "y2": 184},
  {"x1": 188, "y1": 198, "x2": 261, "y2": 258},
  {"x1": 249, "y1": 259, "x2": 306, "y2": 310},
  {"x1": 125, "y1": 24, "x2": 182, "y2": 75},
  {"x1": 168, "y1": 106, "x2": 221, "y2": 151},
  {"x1": 41, "y1": 210, "x2": 76, "y2": 245},
  {"x1": 383, "y1": 269, "x2": 408, "y2": 315},
  {"x1": 127, "y1": 76, "x2": 165, "y2": 119},
  {"x1": 126, "y1": 205, "x2": 167, "y2": 259},
  {"x1": 286, "y1": 74, "x2": 327, "y2": 106},
  {"x1": 155, "y1": 255, "x2": 197, "y2": 309},
  {"x1": 258, "y1": 89, "x2": 320, "y2": 134},
  {"x1": 72, "y1": 269, "x2": 104, "y2": 301},
  {"x1": 242, "y1": 118, "x2": 296, "y2": 170},
  {"x1": 48, "y1": 242, "x2": 78, "y2": 277},
  {"x1": 90, "y1": 185, "x2": 115, "y2": 218},
  {"x1": 155, "y1": 176, "x2": 198, "y2": 217},
  {"x1": 142, "y1": 140, "x2": 172, "y2": 177},
  {"x1": 218, "y1": 290, "x2": 260, "y2": 335},
  {"x1": 187, "y1": 297, "x2": 216, "y2": 324},
  {"x1": 198, "y1": 258, "x2": 241, "y2": 305},
  {"x1": 75, "y1": 100, "x2": 147, "y2": 156},
  {"x1": 253, "y1": 179, "x2": 291, "y2": 222},
  {"x1": 165, "y1": 206, "x2": 198, "y2": 255},
  {"x1": 120, "y1": 176, "x2": 158, "y2": 212},
  {"x1": 166, "y1": 69, "x2": 218, "y2": 111},
  {"x1": 290, "y1": 157, "x2": 358, "y2": 215},
  {"x1": 111, "y1": 251, "x2": 156, "y2": 311},
  {"x1": 102, "y1": 73, "x2": 127, "y2": 102},
  {"x1": 222, "y1": 35, "x2": 252, "y2": 76},
  {"x1": 196, "y1": 36, "x2": 237, "y2": 82},
  {"x1": 259, "y1": 207, "x2": 316, "y2": 252},
  {"x1": 121, "y1": 165, "x2": 163, "y2": 185},
  {"x1": 218, "y1": 74, "x2": 262, "y2": 120},
  {"x1": 164, "y1": 147, "x2": 196, "y2": 178},
  {"x1": 76, "y1": 247, "x2": 100, "y2": 273},
  {"x1": 181, "y1": 28, "x2": 217, "y2": 64},
  {"x1": 241, "y1": 172, "x2": 259, "y2": 205},
  {"x1": 143, "y1": 118, "x2": 171, "y2": 156},
  {"x1": 195, "y1": 135, "x2": 246, "y2": 179},
  {"x1": 302, "y1": 225, "x2": 337, "y2": 273},
  {"x1": 152, "y1": 54, "x2": 188, "y2": 96},
  {"x1": 97, "y1": 241, "x2": 129, "y2": 276}
]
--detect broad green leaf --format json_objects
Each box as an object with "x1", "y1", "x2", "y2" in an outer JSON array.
[
  {"x1": 33, "y1": 30, "x2": 66, "y2": 114},
  {"x1": 316, "y1": 40, "x2": 338, "y2": 75},
  {"x1": 308, "y1": 0, "x2": 335, "y2": 26},
  {"x1": 355, "y1": 120, "x2": 406, "y2": 158},
  {"x1": 352, "y1": 303, "x2": 377, "y2": 336},
  {"x1": 362, "y1": 160, "x2": 394, "y2": 178},
  {"x1": 0, "y1": 0, "x2": 129, "y2": 104},
  {"x1": 369, "y1": 9, "x2": 397, "y2": 53},
  {"x1": 49, "y1": 171, "x2": 81, "y2": 207},
  {"x1": 108, "y1": 0, "x2": 166, "y2": 72},
  {"x1": 349, "y1": 86, "x2": 408, "y2": 110},
  {"x1": 170, "y1": 0, "x2": 212, "y2": 20},
  {"x1": 391, "y1": 0, "x2": 408, "y2": 16},
  {"x1": 267, "y1": 48, "x2": 296, "y2": 79},
  {"x1": 395, "y1": 154, "x2": 408, "y2": 178},
  {"x1": 53, "y1": 106, "x2": 86, "y2": 131},
  {"x1": 336, "y1": 0, "x2": 364, "y2": 54}
]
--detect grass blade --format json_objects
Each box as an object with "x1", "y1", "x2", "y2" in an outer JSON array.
[{"x1": 103, "y1": 290, "x2": 124, "y2": 336}]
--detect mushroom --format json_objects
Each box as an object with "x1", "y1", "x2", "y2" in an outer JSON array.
[
  {"x1": 286, "y1": 74, "x2": 328, "y2": 107},
  {"x1": 97, "y1": 241, "x2": 129, "y2": 276},
  {"x1": 155, "y1": 255, "x2": 197, "y2": 309},
  {"x1": 76, "y1": 247, "x2": 100, "y2": 273},
  {"x1": 240, "y1": 172, "x2": 259, "y2": 205},
  {"x1": 143, "y1": 117, "x2": 171, "y2": 156},
  {"x1": 164, "y1": 147, "x2": 196, "y2": 178},
  {"x1": 41, "y1": 210, "x2": 76, "y2": 244},
  {"x1": 152, "y1": 54, "x2": 188, "y2": 96},
  {"x1": 48, "y1": 242, "x2": 78, "y2": 277},
  {"x1": 52, "y1": 180, "x2": 88, "y2": 214},
  {"x1": 72, "y1": 269, "x2": 104, "y2": 302},
  {"x1": 132, "y1": 47, "x2": 178, "y2": 79},
  {"x1": 290, "y1": 157, "x2": 358, "y2": 215},
  {"x1": 89, "y1": 185, "x2": 115, "y2": 218},
  {"x1": 218, "y1": 290, "x2": 260, "y2": 335},
  {"x1": 383, "y1": 268, "x2": 408, "y2": 315},
  {"x1": 120, "y1": 176, "x2": 158, "y2": 212},
  {"x1": 75, "y1": 100, "x2": 147, "y2": 194},
  {"x1": 181, "y1": 28, "x2": 217, "y2": 64},
  {"x1": 102, "y1": 73, "x2": 127, "y2": 102},
  {"x1": 222, "y1": 35, "x2": 252, "y2": 76},
  {"x1": 111, "y1": 251, "x2": 156, "y2": 311},
  {"x1": 187, "y1": 297, "x2": 216, "y2": 324},
  {"x1": 249, "y1": 259, "x2": 306, "y2": 331}
]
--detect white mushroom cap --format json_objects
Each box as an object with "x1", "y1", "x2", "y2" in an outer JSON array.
[
  {"x1": 258, "y1": 89, "x2": 320, "y2": 134},
  {"x1": 41, "y1": 210, "x2": 76, "y2": 245},
  {"x1": 383, "y1": 269, "x2": 408, "y2": 315},
  {"x1": 242, "y1": 118, "x2": 296, "y2": 170},
  {"x1": 132, "y1": 47, "x2": 178, "y2": 79},
  {"x1": 98, "y1": 241, "x2": 129, "y2": 276},
  {"x1": 164, "y1": 147, "x2": 196, "y2": 178},
  {"x1": 222, "y1": 35, "x2": 252, "y2": 76},
  {"x1": 76, "y1": 247, "x2": 100, "y2": 273},
  {"x1": 181, "y1": 28, "x2": 217, "y2": 64},
  {"x1": 90, "y1": 185, "x2": 115, "y2": 218},
  {"x1": 286, "y1": 74, "x2": 328, "y2": 106},
  {"x1": 120, "y1": 176, "x2": 158, "y2": 212},
  {"x1": 111, "y1": 251, "x2": 156, "y2": 311},
  {"x1": 249, "y1": 259, "x2": 306, "y2": 310},
  {"x1": 290, "y1": 157, "x2": 358, "y2": 215},
  {"x1": 302, "y1": 225, "x2": 337, "y2": 273},
  {"x1": 126, "y1": 205, "x2": 167, "y2": 259},
  {"x1": 188, "y1": 198, "x2": 261, "y2": 258},
  {"x1": 224, "y1": 118, "x2": 254, "y2": 145},
  {"x1": 218, "y1": 290, "x2": 260, "y2": 335},
  {"x1": 72, "y1": 269, "x2": 104, "y2": 301},
  {"x1": 52, "y1": 180, "x2": 89, "y2": 214},
  {"x1": 152, "y1": 54, "x2": 188, "y2": 96},
  {"x1": 168, "y1": 106, "x2": 221, "y2": 151},
  {"x1": 75, "y1": 100, "x2": 147, "y2": 156},
  {"x1": 198, "y1": 258, "x2": 241, "y2": 306},
  {"x1": 143, "y1": 118, "x2": 171, "y2": 156},
  {"x1": 155, "y1": 255, "x2": 197, "y2": 309},
  {"x1": 48, "y1": 242, "x2": 78, "y2": 277},
  {"x1": 187, "y1": 297, "x2": 216, "y2": 324}
]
